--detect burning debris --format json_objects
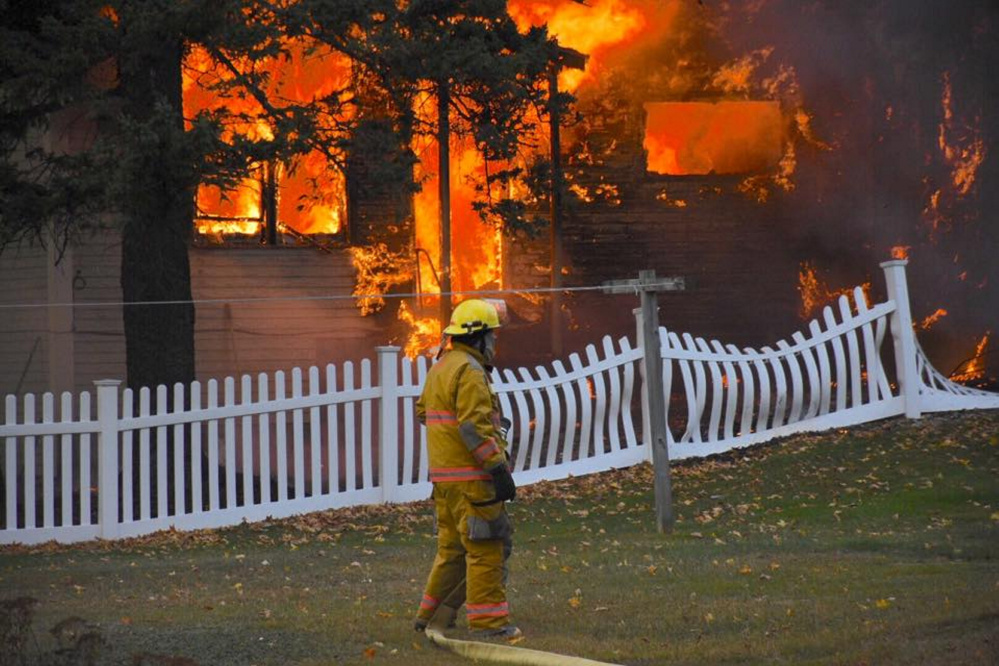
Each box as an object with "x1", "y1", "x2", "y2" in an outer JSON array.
[{"x1": 950, "y1": 332, "x2": 992, "y2": 385}]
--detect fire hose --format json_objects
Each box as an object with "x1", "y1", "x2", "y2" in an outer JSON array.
[{"x1": 422, "y1": 582, "x2": 623, "y2": 666}]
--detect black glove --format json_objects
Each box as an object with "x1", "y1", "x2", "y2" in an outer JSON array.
[{"x1": 489, "y1": 465, "x2": 517, "y2": 503}]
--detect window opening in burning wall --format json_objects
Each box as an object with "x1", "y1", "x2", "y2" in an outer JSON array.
[
  {"x1": 643, "y1": 101, "x2": 784, "y2": 175},
  {"x1": 193, "y1": 155, "x2": 347, "y2": 246},
  {"x1": 183, "y1": 40, "x2": 351, "y2": 247}
]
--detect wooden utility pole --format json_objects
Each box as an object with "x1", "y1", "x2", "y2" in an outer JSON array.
[
  {"x1": 639, "y1": 269, "x2": 674, "y2": 533},
  {"x1": 438, "y1": 79, "x2": 453, "y2": 329},
  {"x1": 604, "y1": 270, "x2": 685, "y2": 533}
]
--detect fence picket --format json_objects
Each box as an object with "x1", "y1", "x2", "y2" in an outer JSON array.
[
  {"x1": 762, "y1": 347, "x2": 787, "y2": 427},
  {"x1": 326, "y1": 365, "x2": 339, "y2": 494},
  {"x1": 256, "y1": 374, "x2": 270, "y2": 504},
  {"x1": 222, "y1": 379, "x2": 236, "y2": 511},
  {"x1": 518, "y1": 367, "x2": 545, "y2": 470},
  {"x1": 503, "y1": 368, "x2": 531, "y2": 472},
  {"x1": 401, "y1": 358, "x2": 415, "y2": 486},
  {"x1": 343, "y1": 362, "x2": 356, "y2": 492},
  {"x1": 156, "y1": 385, "x2": 169, "y2": 518},
  {"x1": 823, "y1": 307, "x2": 848, "y2": 412},
  {"x1": 416, "y1": 358, "x2": 429, "y2": 483},
  {"x1": 174, "y1": 382, "x2": 187, "y2": 516},
  {"x1": 680, "y1": 334, "x2": 706, "y2": 443},
  {"x1": 191, "y1": 382, "x2": 203, "y2": 512},
  {"x1": 360, "y1": 359, "x2": 373, "y2": 490},
  {"x1": 80, "y1": 392, "x2": 92, "y2": 526},
  {"x1": 696, "y1": 338, "x2": 723, "y2": 442},
  {"x1": 710, "y1": 340, "x2": 738, "y2": 441},
  {"x1": 778, "y1": 341, "x2": 804, "y2": 424},
  {"x1": 667, "y1": 332, "x2": 697, "y2": 443},
  {"x1": 275, "y1": 372, "x2": 288, "y2": 501},
  {"x1": 585, "y1": 345, "x2": 607, "y2": 455},
  {"x1": 792, "y1": 331, "x2": 821, "y2": 419},
  {"x1": 292, "y1": 368, "x2": 305, "y2": 500},
  {"x1": 139, "y1": 388, "x2": 152, "y2": 520},
  {"x1": 568, "y1": 354, "x2": 592, "y2": 460},
  {"x1": 838, "y1": 295, "x2": 863, "y2": 407},
  {"x1": 855, "y1": 288, "x2": 881, "y2": 404},
  {"x1": 809, "y1": 321, "x2": 833, "y2": 415},
  {"x1": 873, "y1": 315, "x2": 893, "y2": 399},
  {"x1": 534, "y1": 366, "x2": 561, "y2": 466},
  {"x1": 241, "y1": 375, "x2": 254, "y2": 507},
  {"x1": 42, "y1": 393, "x2": 54, "y2": 528},
  {"x1": 551, "y1": 361, "x2": 576, "y2": 462},
  {"x1": 726, "y1": 345, "x2": 754, "y2": 436},
  {"x1": 619, "y1": 337, "x2": 638, "y2": 448},
  {"x1": 602, "y1": 337, "x2": 623, "y2": 453},
  {"x1": 23, "y1": 394, "x2": 35, "y2": 528},
  {"x1": 748, "y1": 348, "x2": 770, "y2": 433},
  {"x1": 309, "y1": 367, "x2": 322, "y2": 497},
  {"x1": 659, "y1": 330, "x2": 674, "y2": 446},
  {"x1": 3, "y1": 396, "x2": 15, "y2": 529},
  {"x1": 59, "y1": 393, "x2": 73, "y2": 526},
  {"x1": 206, "y1": 380, "x2": 220, "y2": 512}
]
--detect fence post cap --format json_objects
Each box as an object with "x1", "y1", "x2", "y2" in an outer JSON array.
[
  {"x1": 375, "y1": 346, "x2": 402, "y2": 352},
  {"x1": 879, "y1": 259, "x2": 909, "y2": 268},
  {"x1": 93, "y1": 379, "x2": 122, "y2": 387}
]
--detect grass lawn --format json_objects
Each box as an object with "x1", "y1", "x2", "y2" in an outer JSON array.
[{"x1": 2, "y1": 410, "x2": 997, "y2": 665}]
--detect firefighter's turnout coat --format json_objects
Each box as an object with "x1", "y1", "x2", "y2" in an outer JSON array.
[{"x1": 414, "y1": 341, "x2": 514, "y2": 631}]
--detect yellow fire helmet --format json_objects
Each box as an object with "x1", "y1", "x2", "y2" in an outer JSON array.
[{"x1": 443, "y1": 298, "x2": 504, "y2": 336}]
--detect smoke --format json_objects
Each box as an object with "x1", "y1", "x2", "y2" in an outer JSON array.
[{"x1": 716, "y1": 0, "x2": 998, "y2": 375}]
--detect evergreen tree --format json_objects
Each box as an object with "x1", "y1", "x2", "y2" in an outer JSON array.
[{"x1": 0, "y1": 0, "x2": 375, "y2": 391}]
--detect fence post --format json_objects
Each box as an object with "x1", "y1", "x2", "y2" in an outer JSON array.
[
  {"x1": 95, "y1": 379, "x2": 121, "y2": 539},
  {"x1": 634, "y1": 307, "x2": 652, "y2": 463},
  {"x1": 377, "y1": 346, "x2": 401, "y2": 503},
  {"x1": 880, "y1": 260, "x2": 921, "y2": 418}
]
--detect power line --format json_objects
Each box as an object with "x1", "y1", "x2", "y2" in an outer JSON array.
[{"x1": 0, "y1": 284, "x2": 623, "y2": 311}]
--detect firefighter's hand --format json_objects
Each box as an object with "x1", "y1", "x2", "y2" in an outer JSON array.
[
  {"x1": 499, "y1": 417, "x2": 512, "y2": 440},
  {"x1": 489, "y1": 465, "x2": 517, "y2": 502}
]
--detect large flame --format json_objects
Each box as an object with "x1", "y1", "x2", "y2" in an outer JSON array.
[
  {"x1": 644, "y1": 101, "x2": 783, "y2": 175},
  {"x1": 405, "y1": 89, "x2": 506, "y2": 357},
  {"x1": 509, "y1": 0, "x2": 656, "y2": 92},
  {"x1": 183, "y1": 40, "x2": 351, "y2": 238}
]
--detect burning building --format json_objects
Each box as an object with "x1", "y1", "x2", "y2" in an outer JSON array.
[{"x1": 1, "y1": 0, "x2": 996, "y2": 399}]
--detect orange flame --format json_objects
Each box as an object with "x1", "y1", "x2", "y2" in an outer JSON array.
[
  {"x1": 891, "y1": 245, "x2": 910, "y2": 260},
  {"x1": 918, "y1": 308, "x2": 948, "y2": 330},
  {"x1": 938, "y1": 72, "x2": 986, "y2": 198},
  {"x1": 183, "y1": 40, "x2": 350, "y2": 238},
  {"x1": 798, "y1": 262, "x2": 871, "y2": 320},
  {"x1": 644, "y1": 102, "x2": 783, "y2": 175},
  {"x1": 950, "y1": 332, "x2": 991, "y2": 383},
  {"x1": 397, "y1": 301, "x2": 441, "y2": 359},
  {"x1": 509, "y1": 0, "x2": 655, "y2": 92}
]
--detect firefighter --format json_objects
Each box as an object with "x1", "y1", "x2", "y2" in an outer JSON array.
[{"x1": 413, "y1": 298, "x2": 521, "y2": 641}]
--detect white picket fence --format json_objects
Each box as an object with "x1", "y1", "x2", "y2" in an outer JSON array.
[{"x1": 1, "y1": 259, "x2": 996, "y2": 545}]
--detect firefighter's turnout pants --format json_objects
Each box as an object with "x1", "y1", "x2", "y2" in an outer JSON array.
[
  {"x1": 414, "y1": 342, "x2": 514, "y2": 631},
  {"x1": 417, "y1": 481, "x2": 513, "y2": 630}
]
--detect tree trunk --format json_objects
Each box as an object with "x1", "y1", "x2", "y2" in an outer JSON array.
[{"x1": 118, "y1": 34, "x2": 196, "y2": 393}]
